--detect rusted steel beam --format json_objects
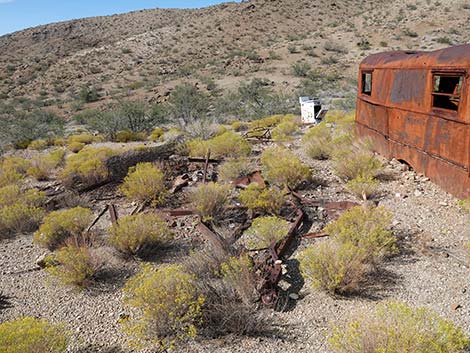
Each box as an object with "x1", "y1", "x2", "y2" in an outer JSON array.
[
  {"x1": 275, "y1": 207, "x2": 304, "y2": 257},
  {"x1": 86, "y1": 205, "x2": 109, "y2": 232},
  {"x1": 162, "y1": 208, "x2": 196, "y2": 217},
  {"x1": 324, "y1": 201, "x2": 359, "y2": 219},
  {"x1": 203, "y1": 149, "x2": 211, "y2": 184},
  {"x1": 188, "y1": 157, "x2": 221, "y2": 164},
  {"x1": 232, "y1": 171, "x2": 265, "y2": 189},
  {"x1": 301, "y1": 231, "x2": 329, "y2": 239},
  {"x1": 109, "y1": 204, "x2": 118, "y2": 224}
]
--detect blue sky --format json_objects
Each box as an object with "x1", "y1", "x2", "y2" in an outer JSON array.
[{"x1": 0, "y1": 0, "x2": 237, "y2": 36}]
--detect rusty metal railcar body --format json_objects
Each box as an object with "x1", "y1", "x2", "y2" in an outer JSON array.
[{"x1": 356, "y1": 45, "x2": 470, "y2": 198}]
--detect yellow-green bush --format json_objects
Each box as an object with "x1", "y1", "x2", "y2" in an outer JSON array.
[
  {"x1": 67, "y1": 141, "x2": 85, "y2": 153},
  {"x1": 67, "y1": 133, "x2": 95, "y2": 145},
  {"x1": 190, "y1": 182, "x2": 231, "y2": 221},
  {"x1": 114, "y1": 130, "x2": 147, "y2": 143},
  {"x1": 272, "y1": 120, "x2": 299, "y2": 141},
  {"x1": 0, "y1": 157, "x2": 30, "y2": 187},
  {"x1": 217, "y1": 158, "x2": 254, "y2": 183},
  {"x1": 220, "y1": 254, "x2": 257, "y2": 304},
  {"x1": 346, "y1": 174, "x2": 379, "y2": 200},
  {"x1": 299, "y1": 206, "x2": 395, "y2": 294},
  {"x1": 27, "y1": 149, "x2": 66, "y2": 181},
  {"x1": 244, "y1": 216, "x2": 290, "y2": 248},
  {"x1": 231, "y1": 120, "x2": 248, "y2": 132},
  {"x1": 248, "y1": 115, "x2": 284, "y2": 130},
  {"x1": 333, "y1": 149, "x2": 382, "y2": 181},
  {"x1": 0, "y1": 185, "x2": 45, "y2": 236},
  {"x1": 0, "y1": 316, "x2": 69, "y2": 353},
  {"x1": 149, "y1": 127, "x2": 165, "y2": 142},
  {"x1": 60, "y1": 147, "x2": 118, "y2": 187},
  {"x1": 302, "y1": 122, "x2": 333, "y2": 160},
  {"x1": 457, "y1": 199, "x2": 470, "y2": 212},
  {"x1": 239, "y1": 184, "x2": 285, "y2": 215},
  {"x1": 329, "y1": 301, "x2": 470, "y2": 353},
  {"x1": 46, "y1": 244, "x2": 101, "y2": 287},
  {"x1": 119, "y1": 163, "x2": 167, "y2": 205},
  {"x1": 187, "y1": 131, "x2": 251, "y2": 158},
  {"x1": 108, "y1": 213, "x2": 173, "y2": 257},
  {"x1": 28, "y1": 139, "x2": 49, "y2": 150},
  {"x1": 260, "y1": 146, "x2": 311, "y2": 189},
  {"x1": 34, "y1": 207, "x2": 93, "y2": 250},
  {"x1": 122, "y1": 263, "x2": 205, "y2": 350}
]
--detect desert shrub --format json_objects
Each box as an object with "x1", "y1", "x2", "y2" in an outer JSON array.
[
  {"x1": 220, "y1": 254, "x2": 257, "y2": 304},
  {"x1": 231, "y1": 120, "x2": 248, "y2": 132},
  {"x1": 60, "y1": 147, "x2": 118, "y2": 187},
  {"x1": 108, "y1": 213, "x2": 173, "y2": 257},
  {"x1": 190, "y1": 182, "x2": 231, "y2": 222},
  {"x1": 271, "y1": 120, "x2": 299, "y2": 141},
  {"x1": 122, "y1": 263, "x2": 205, "y2": 350},
  {"x1": 34, "y1": 207, "x2": 93, "y2": 250},
  {"x1": 0, "y1": 316, "x2": 69, "y2": 353},
  {"x1": 346, "y1": 174, "x2": 379, "y2": 200},
  {"x1": 167, "y1": 83, "x2": 209, "y2": 128},
  {"x1": 457, "y1": 199, "x2": 470, "y2": 212},
  {"x1": 67, "y1": 141, "x2": 85, "y2": 153},
  {"x1": 149, "y1": 127, "x2": 165, "y2": 142},
  {"x1": 302, "y1": 122, "x2": 333, "y2": 160},
  {"x1": 325, "y1": 206, "x2": 395, "y2": 262},
  {"x1": 119, "y1": 163, "x2": 167, "y2": 205},
  {"x1": 114, "y1": 130, "x2": 147, "y2": 143},
  {"x1": 244, "y1": 216, "x2": 290, "y2": 248},
  {"x1": 0, "y1": 157, "x2": 30, "y2": 187},
  {"x1": 248, "y1": 114, "x2": 284, "y2": 130},
  {"x1": 261, "y1": 146, "x2": 311, "y2": 189},
  {"x1": 333, "y1": 149, "x2": 382, "y2": 181},
  {"x1": 0, "y1": 185, "x2": 45, "y2": 236},
  {"x1": 291, "y1": 61, "x2": 311, "y2": 77},
  {"x1": 299, "y1": 240, "x2": 368, "y2": 294},
  {"x1": 239, "y1": 184, "x2": 285, "y2": 215},
  {"x1": 28, "y1": 139, "x2": 49, "y2": 150},
  {"x1": 46, "y1": 244, "x2": 101, "y2": 287},
  {"x1": 67, "y1": 133, "x2": 95, "y2": 145},
  {"x1": 27, "y1": 149, "x2": 65, "y2": 181},
  {"x1": 217, "y1": 158, "x2": 254, "y2": 183},
  {"x1": 329, "y1": 302, "x2": 470, "y2": 353},
  {"x1": 187, "y1": 131, "x2": 251, "y2": 158}
]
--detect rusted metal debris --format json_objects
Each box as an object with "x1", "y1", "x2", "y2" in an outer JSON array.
[
  {"x1": 170, "y1": 174, "x2": 190, "y2": 194},
  {"x1": 243, "y1": 127, "x2": 272, "y2": 141},
  {"x1": 86, "y1": 205, "x2": 109, "y2": 232},
  {"x1": 357, "y1": 45, "x2": 470, "y2": 199},
  {"x1": 232, "y1": 171, "x2": 265, "y2": 189},
  {"x1": 196, "y1": 221, "x2": 232, "y2": 254},
  {"x1": 290, "y1": 190, "x2": 359, "y2": 218},
  {"x1": 109, "y1": 204, "x2": 118, "y2": 224}
]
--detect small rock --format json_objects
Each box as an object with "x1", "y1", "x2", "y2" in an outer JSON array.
[
  {"x1": 414, "y1": 190, "x2": 423, "y2": 197},
  {"x1": 288, "y1": 293, "x2": 299, "y2": 300},
  {"x1": 462, "y1": 288, "x2": 467, "y2": 294}
]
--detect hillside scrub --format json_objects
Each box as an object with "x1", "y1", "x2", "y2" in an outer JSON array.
[
  {"x1": 190, "y1": 182, "x2": 231, "y2": 222},
  {"x1": 27, "y1": 149, "x2": 66, "y2": 181},
  {"x1": 329, "y1": 302, "x2": 470, "y2": 353},
  {"x1": 187, "y1": 131, "x2": 251, "y2": 159},
  {"x1": 119, "y1": 163, "x2": 167, "y2": 205},
  {"x1": 0, "y1": 185, "x2": 46, "y2": 236},
  {"x1": 239, "y1": 184, "x2": 286, "y2": 215},
  {"x1": 122, "y1": 263, "x2": 205, "y2": 350},
  {"x1": 0, "y1": 157, "x2": 30, "y2": 187},
  {"x1": 244, "y1": 216, "x2": 290, "y2": 248},
  {"x1": 34, "y1": 207, "x2": 93, "y2": 250},
  {"x1": 261, "y1": 146, "x2": 311, "y2": 189},
  {"x1": 0, "y1": 317, "x2": 69, "y2": 353},
  {"x1": 108, "y1": 213, "x2": 173, "y2": 257}
]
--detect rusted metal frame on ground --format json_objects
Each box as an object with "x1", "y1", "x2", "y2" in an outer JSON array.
[
  {"x1": 202, "y1": 149, "x2": 211, "y2": 183},
  {"x1": 86, "y1": 205, "x2": 109, "y2": 232},
  {"x1": 232, "y1": 170, "x2": 265, "y2": 189},
  {"x1": 109, "y1": 204, "x2": 118, "y2": 224},
  {"x1": 196, "y1": 221, "x2": 232, "y2": 254},
  {"x1": 170, "y1": 174, "x2": 190, "y2": 194},
  {"x1": 187, "y1": 157, "x2": 221, "y2": 164},
  {"x1": 130, "y1": 201, "x2": 147, "y2": 216}
]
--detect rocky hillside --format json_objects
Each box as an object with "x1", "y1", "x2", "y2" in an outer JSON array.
[{"x1": 0, "y1": 0, "x2": 469, "y2": 116}]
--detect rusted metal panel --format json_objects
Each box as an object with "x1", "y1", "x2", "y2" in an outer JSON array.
[{"x1": 357, "y1": 45, "x2": 470, "y2": 199}]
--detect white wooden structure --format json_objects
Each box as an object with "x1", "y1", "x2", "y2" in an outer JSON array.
[{"x1": 299, "y1": 96, "x2": 327, "y2": 124}]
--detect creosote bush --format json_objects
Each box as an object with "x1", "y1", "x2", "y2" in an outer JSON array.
[
  {"x1": 34, "y1": 207, "x2": 93, "y2": 250},
  {"x1": 60, "y1": 147, "x2": 118, "y2": 187},
  {"x1": 108, "y1": 213, "x2": 173, "y2": 257},
  {"x1": 47, "y1": 243, "x2": 101, "y2": 287},
  {"x1": 329, "y1": 302, "x2": 470, "y2": 353},
  {"x1": 0, "y1": 157, "x2": 30, "y2": 187},
  {"x1": 333, "y1": 148, "x2": 382, "y2": 181},
  {"x1": 190, "y1": 182, "x2": 231, "y2": 221},
  {"x1": 217, "y1": 158, "x2": 254, "y2": 183},
  {"x1": 0, "y1": 185, "x2": 46, "y2": 236},
  {"x1": 271, "y1": 118, "x2": 299, "y2": 142},
  {"x1": 244, "y1": 216, "x2": 290, "y2": 248},
  {"x1": 0, "y1": 316, "x2": 69, "y2": 353},
  {"x1": 261, "y1": 146, "x2": 311, "y2": 189},
  {"x1": 187, "y1": 131, "x2": 251, "y2": 158},
  {"x1": 27, "y1": 149, "x2": 65, "y2": 181},
  {"x1": 299, "y1": 206, "x2": 395, "y2": 294},
  {"x1": 122, "y1": 263, "x2": 205, "y2": 350},
  {"x1": 119, "y1": 163, "x2": 167, "y2": 205},
  {"x1": 239, "y1": 184, "x2": 285, "y2": 215}
]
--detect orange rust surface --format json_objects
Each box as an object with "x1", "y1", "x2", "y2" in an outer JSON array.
[{"x1": 356, "y1": 45, "x2": 470, "y2": 199}]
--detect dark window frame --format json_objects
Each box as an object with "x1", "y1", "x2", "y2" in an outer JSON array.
[
  {"x1": 431, "y1": 72, "x2": 465, "y2": 112},
  {"x1": 361, "y1": 71, "x2": 373, "y2": 96}
]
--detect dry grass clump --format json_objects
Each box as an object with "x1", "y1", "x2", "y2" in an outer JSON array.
[
  {"x1": 302, "y1": 122, "x2": 333, "y2": 160},
  {"x1": 27, "y1": 149, "x2": 65, "y2": 181},
  {"x1": 0, "y1": 184, "x2": 46, "y2": 236},
  {"x1": 34, "y1": 207, "x2": 93, "y2": 250},
  {"x1": 108, "y1": 213, "x2": 173, "y2": 257},
  {"x1": 46, "y1": 243, "x2": 102, "y2": 288},
  {"x1": 122, "y1": 263, "x2": 205, "y2": 350},
  {"x1": 299, "y1": 206, "x2": 395, "y2": 294},
  {"x1": 119, "y1": 163, "x2": 167, "y2": 205},
  {"x1": 0, "y1": 157, "x2": 31, "y2": 187},
  {"x1": 244, "y1": 216, "x2": 290, "y2": 248},
  {"x1": 220, "y1": 254, "x2": 258, "y2": 304},
  {"x1": 187, "y1": 131, "x2": 251, "y2": 158},
  {"x1": 346, "y1": 174, "x2": 379, "y2": 200},
  {"x1": 0, "y1": 316, "x2": 70, "y2": 353},
  {"x1": 261, "y1": 146, "x2": 311, "y2": 189},
  {"x1": 239, "y1": 184, "x2": 286, "y2": 215},
  {"x1": 59, "y1": 147, "x2": 118, "y2": 187},
  {"x1": 329, "y1": 302, "x2": 470, "y2": 353},
  {"x1": 217, "y1": 158, "x2": 255, "y2": 183},
  {"x1": 190, "y1": 182, "x2": 231, "y2": 221}
]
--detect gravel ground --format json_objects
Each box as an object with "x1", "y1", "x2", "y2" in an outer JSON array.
[{"x1": 1, "y1": 137, "x2": 470, "y2": 353}]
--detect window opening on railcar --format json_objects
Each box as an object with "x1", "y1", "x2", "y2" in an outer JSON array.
[
  {"x1": 432, "y1": 74, "x2": 463, "y2": 111},
  {"x1": 362, "y1": 72, "x2": 372, "y2": 95}
]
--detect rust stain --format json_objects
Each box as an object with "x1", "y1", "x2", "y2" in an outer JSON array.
[{"x1": 356, "y1": 45, "x2": 470, "y2": 198}]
